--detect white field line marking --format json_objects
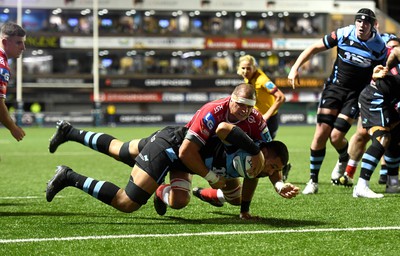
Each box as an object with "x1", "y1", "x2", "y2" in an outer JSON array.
[
  {"x1": 1, "y1": 226, "x2": 400, "y2": 244},
  {"x1": 0, "y1": 196, "x2": 68, "y2": 199}
]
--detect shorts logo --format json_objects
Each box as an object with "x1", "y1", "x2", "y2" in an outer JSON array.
[
  {"x1": 139, "y1": 153, "x2": 149, "y2": 161},
  {"x1": 203, "y1": 112, "x2": 216, "y2": 130}
]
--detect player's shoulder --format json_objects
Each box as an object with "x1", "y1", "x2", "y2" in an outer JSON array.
[{"x1": 335, "y1": 25, "x2": 354, "y2": 38}]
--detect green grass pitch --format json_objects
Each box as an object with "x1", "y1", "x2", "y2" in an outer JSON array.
[{"x1": 1, "y1": 125, "x2": 400, "y2": 255}]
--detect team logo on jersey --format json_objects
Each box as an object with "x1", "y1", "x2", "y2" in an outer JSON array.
[
  {"x1": 264, "y1": 81, "x2": 275, "y2": 90},
  {"x1": 342, "y1": 52, "x2": 372, "y2": 67},
  {"x1": 203, "y1": 112, "x2": 216, "y2": 130},
  {"x1": 0, "y1": 57, "x2": 5, "y2": 66},
  {"x1": 0, "y1": 68, "x2": 10, "y2": 82}
]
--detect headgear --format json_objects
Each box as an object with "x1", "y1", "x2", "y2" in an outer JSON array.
[{"x1": 354, "y1": 8, "x2": 376, "y2": 26}]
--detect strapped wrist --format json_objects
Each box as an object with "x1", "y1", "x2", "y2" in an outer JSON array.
[
  {"x1": 274, "y1": 181, "x2": 285, "y2": 193},
  {"x1": 204, "y1": 171, "x2": 219, "y2": 184}
]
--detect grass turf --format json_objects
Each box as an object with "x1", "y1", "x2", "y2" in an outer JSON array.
[{"x1": 1, "y1": 125, "x2": 400, "y2": 255}]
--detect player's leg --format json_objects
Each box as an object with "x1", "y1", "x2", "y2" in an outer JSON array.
[
  {"x1": 384, "y1": 124, "x2": 400, "y2": 193},
  {"x1": 49, "y1": 120, "x2": 143, "y2": 167},
  {"x1": 153, "y1": 170, "x2": 192, "y2": 216},
  {"x1": 353, "y1": 128, "x2": 389, "y2": 198},
  {"x1": 46, "y1": 164, "x2": 158, "y2": 213},
  {"x1": 193, "y1": 178, "x2": 241, "y2": 206},
  {"x1": 378, "y1": 157, "x2": 388, "y2": 185},
  {"x1": 344, "y1": 118, "x2": 369, "y2": 182},
  {"x1": 330, "y1": 97, "x2": 359, "y2": 184},
  {"x1": 303, "y1": 109, "x2": 335, "y2": 195}
]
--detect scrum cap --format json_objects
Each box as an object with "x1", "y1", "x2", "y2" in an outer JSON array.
[{"x1": 355, "y1": 8, "x2": 376, "y2": 26}]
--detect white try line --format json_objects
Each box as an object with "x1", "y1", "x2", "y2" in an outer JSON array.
[{"x1": 1, "y1": 226, "x2": 400, "y2": 244}]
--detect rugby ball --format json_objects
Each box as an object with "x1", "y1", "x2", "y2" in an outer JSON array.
[{"x1": 232, "y1": 151, "x2": 254, "y2": 178}]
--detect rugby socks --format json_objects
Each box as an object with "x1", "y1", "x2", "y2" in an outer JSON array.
[
  {"x1": 345, "y1": 159, "x2": 359, "y2": 179},
  {"x1": 156, "y1": 184, "x2": 171, "y2": 206},
  {"x1": 67, "y1": 170, "x2": 120, "y2": 205},
  {"x1": 359, "y1": 143, "x2": 385, "y2": 182},
  {"x1": 199, "y1": 188, "x2": 226, "y2": 204},
  {"x1": 309, "y1": 148, "x2": 326, "y2": 183},
  {"x1": 385, "y1": 154, "x2": 400, "y2": 186},
  {"x1": 379, "y1": 164, "x2": 388, "y2": 177},
  {"x1": 337, "y1": 142, "x2": 349, "y2": 163},
  {"x1": 67, "y1": 127, "x2": 115, "y2": 156}
]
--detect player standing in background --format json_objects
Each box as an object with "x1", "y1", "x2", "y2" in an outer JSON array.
[
  {"x1": 236, "y1": 55, "x2": 291, "y2": 181},
  {"x1": 338, "y1": 36, "x2": 400, "y2": 188},
  {"x1": 0, "y1": 22, "x2": 26, "y2": 141},
  {"x1": 287, "y1": 8, "x2": 387, "y2": 194},
  {"x1": 353, "y1": 46, "x2": 400, "y2": 198}
]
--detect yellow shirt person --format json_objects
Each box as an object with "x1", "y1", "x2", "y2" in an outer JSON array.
[{"x1": 237, "y1": 55, "x2": 286, "y2": 139}]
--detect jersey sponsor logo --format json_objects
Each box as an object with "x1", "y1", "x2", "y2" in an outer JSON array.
[
  {"x1": 0, "y1": 68, "x2": 10, "y2": 82},
  {"x1": 264, "y1": 81, "x2": 275, "y2": 90},
  {"x1": 213, "y1": 104, "x2": 223, "y2": 114},
  {"x1": 203, "y1": 112, "x2": 216, "y2": 130},
  {"x1": 342, "y1": 52, "x2": 372, "y2": 67},
  {"x1": 247, "y1": 115, "x2": 255, "y2": 123}
]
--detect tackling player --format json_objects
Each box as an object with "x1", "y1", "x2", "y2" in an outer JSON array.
[{"x1": 46, "y1": 84, "x2": 296, "y2": 218}]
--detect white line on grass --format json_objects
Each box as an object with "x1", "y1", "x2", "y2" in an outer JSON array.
[{"x1": 1, "y1": 226, "x2": 400, "y2": 244}]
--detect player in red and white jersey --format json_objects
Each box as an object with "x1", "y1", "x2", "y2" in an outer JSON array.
[
  {"x1": 182, "y1": 83, "x2": 272, "y2": 186},
  {"x1": 0, "y1": 22, "x2": 26, "y2": 141}
]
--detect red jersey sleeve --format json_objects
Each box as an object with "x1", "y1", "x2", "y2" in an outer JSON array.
[{"x1": 0, "y1": 50, "x2": 10, "y2": 99}]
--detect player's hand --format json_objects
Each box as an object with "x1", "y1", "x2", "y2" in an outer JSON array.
[
  {"x1": 372, "y1": 65, "x2": 388, "y2": 80},
  {"x1": 11, "y1": 126, "x2": 26, "y2": 141},
  {"x1": 240, "y1": 212, "x2": 261, "y2": 220},
  {"x1": 247, "y1": 151, "x2": 265, "y2": 178},
  {"x1": 210, "y1": 175, "x2": 226, "y2": 189},
  {"x1": 287, "y1": 70, "x2": 300, "y2": 89},
  {"x1": 276, "y1": 183, "x2": 300, "y2": 199}
]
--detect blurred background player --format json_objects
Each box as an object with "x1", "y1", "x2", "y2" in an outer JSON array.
[
  {"x1": 236, "y1": 54, "x2": 291, "y2": 181},
  {"x1": 287, "y1": 8, "x2": 387, "y2": 194},
  {"x1": 0, "y1": 22, "x2": 26, "y2": 141},
  {"x1": 353, "y1": 46, "x2": 400, "y2": 198}
]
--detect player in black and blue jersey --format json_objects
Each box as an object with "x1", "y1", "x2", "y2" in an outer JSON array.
[{"x1": 287, "y1": 8, "x2": 387, "y2": 195}]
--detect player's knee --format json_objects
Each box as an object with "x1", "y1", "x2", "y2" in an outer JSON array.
[
  {"x1": 123, "y1": 176, "x2": 152, "y2": 212},
  {"x1": 169, "y1": 178, "x2": 191, "y2": 209},
  {"x1": 113, "y1": 190, "x2": 142, "y2": 213},
  {"x1": 170, "y1": 192, "x2": 190, "y2": 209},
  {"x1": 118, "y1": 141, "x2": 136, "y2": 167},
  {"x1": 333, "y1": 118, "x2": 352, "y2": 133},
  {"x1": 317, "y1": 114, "x2": 335, "y2": 127}
]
